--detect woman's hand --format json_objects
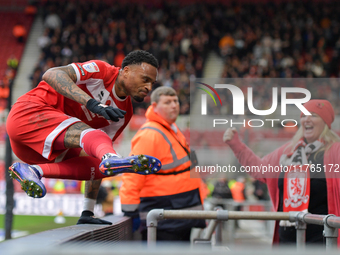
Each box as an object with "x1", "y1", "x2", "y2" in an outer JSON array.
[{"x1": 223, "y1": 128, "x2": 237, "y2": 143}]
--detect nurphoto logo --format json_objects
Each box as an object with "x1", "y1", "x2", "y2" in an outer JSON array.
[
  {"x1": 199, "y1": 83, "x2": 311, "y2": 116},
  {"x1": 198, "y1": 82, "x2": 312, "y2": 128}
]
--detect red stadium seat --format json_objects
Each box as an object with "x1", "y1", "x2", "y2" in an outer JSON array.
[{"x1": 0, "y1": 12, "x2": 34, "y2": 81}]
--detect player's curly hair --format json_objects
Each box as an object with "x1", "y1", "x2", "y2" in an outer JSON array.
[{"x1": 122, "y1": 50, "x2": 159, "y2": 68}]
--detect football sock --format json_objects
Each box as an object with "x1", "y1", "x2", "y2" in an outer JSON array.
[
  {"x1": 38, "y1": 156, "x2": 106, "y2": 180},
  {"x1": 80, "y1": 129, "x2": 118, "y2": 160},
  {"x1": 83, "y1": 198, "x2": 96, "y2": 212}
]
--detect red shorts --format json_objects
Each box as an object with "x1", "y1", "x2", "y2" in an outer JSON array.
[{"x1": 6, "y1": 101, "x2": 81, "y2": 164}]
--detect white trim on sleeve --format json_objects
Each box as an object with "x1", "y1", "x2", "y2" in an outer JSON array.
[{"x1": 70, "y1": 63, "x2": 80, "y2": 82}]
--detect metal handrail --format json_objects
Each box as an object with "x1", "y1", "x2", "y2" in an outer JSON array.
[
  {"x1": 146, "y1": 209, "x2": 339, "y2": 250},
  {"x1": 207, "y1": 198, "x2": 274, "y2": 243}
]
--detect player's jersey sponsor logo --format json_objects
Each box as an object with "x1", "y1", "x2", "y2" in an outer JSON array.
[
  {"x1": 83, "y1": 62, "x2": 100, "y2": 73},
  {"x1": 76, "y1": 64, "x2": 85, "y2": 76}
]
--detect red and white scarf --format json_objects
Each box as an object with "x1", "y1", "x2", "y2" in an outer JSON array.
[{"x1": 279, "y1": 139, "x2": 324, "y2": 226}]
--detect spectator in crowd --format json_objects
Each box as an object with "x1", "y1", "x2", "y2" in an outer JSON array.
[
  {"x1": 229, "y1": 177, "x2": 246, "y2": 203},
  {"x1": 0, "y1": 56, "x2": 18, "y2": 111},
  {"x1": 12, "y1": 23, "x2": 27, "y2": 43},
  {"x1": 253, "y1": 179, "x2": 269, "y2": 201},
  {"x1": 212, "y1": 177, "x2": 232, "y2": 200},
  {"x1": 228, "y1": 177, "x2": 246, "y2": 228},
  {"x1": 7, "y1": 55, "x2": 18, "y2": 70},
  {"x1": 223, "y1": 99, "x2": 340, "y2": 245},
  {"x1": 43, "y1": 5, "x2": 62, "y2": 31},
  {"x1": 37, "y1": 29, "x2": 52, "y2": 49},
  {"x1": 120, "y1": 86, "x2": 206, "y2": 241},
  {"x1": 253, "y1": 179, "x2": 269, "y2": 200},
  {"x1": 7, "y1": 50, "x2": 162, "y2": 225},
  {"x1": 0, "y1": 81, "x2": 9, "y2": 111}
]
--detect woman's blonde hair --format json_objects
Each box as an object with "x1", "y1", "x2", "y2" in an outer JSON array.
[{"x1": 285, "y1": 125, "x2": 340, "y2": 155}]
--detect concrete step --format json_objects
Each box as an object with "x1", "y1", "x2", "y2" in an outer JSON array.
[
  {"x1": 203, "y1": 51, "x2": 224, "y2": 78},
  {"x1": 191, "y1": 51, "x2": 224, "y2": 115}
]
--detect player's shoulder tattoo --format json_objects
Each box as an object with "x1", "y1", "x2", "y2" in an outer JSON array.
[{"x1": 58, "y1": 65, "x2": 77, "y2": 82}]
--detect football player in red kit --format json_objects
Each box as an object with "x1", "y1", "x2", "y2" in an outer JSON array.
[{"x1": 6, "y1": 50, "x2": 162, "y2": 224}]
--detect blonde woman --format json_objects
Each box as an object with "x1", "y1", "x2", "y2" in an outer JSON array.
[{"x1": 224, "y1": 99, "x2": 340, "y2": 246}]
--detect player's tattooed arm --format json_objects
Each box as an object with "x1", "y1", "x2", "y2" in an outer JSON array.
[
  {"x1": 84, "y1": 180, "x2": 102, "y2": 200},
  {"x1": 42, "y1": 65, "x2": 92, "y2": 105}
]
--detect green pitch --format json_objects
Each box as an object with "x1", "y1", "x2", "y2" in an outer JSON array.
[{"x1": 0, "y1": 214, "x2": 79, "y2": 238}]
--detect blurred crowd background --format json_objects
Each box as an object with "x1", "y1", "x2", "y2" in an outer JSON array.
[{"x1": 9, "y1": 0, "x2": 340, "y2": 116}]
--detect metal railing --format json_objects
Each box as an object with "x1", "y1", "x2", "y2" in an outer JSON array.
[
  {"x1": 146, "y1": 209, "x2": 340, "y2": 250},
  {"x1": 206, "y1": 197, "x2": 273, "y2": 241}
]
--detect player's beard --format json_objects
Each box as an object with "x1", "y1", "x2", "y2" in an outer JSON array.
[
  {"x1": 133, "y1": 95, "x2": 144, "y2": 102},
  {"x1": 120, "y1": 80, "x2": 144, "y2": 102}
]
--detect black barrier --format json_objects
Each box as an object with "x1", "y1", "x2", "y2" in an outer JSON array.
[{"x1": 0, "y1": 215, "x2": 132, "y2": 252}]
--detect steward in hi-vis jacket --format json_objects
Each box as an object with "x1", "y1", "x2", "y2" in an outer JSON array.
[{"x1": 120, "y1": 86, "x2": 206, "y2": 241}]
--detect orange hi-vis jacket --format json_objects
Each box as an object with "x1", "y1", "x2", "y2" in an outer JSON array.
[
  {"x1": 120, "y1": 105, "x2": 205, "y2": 231},
  {"x1": 229, "y1": 181, "x2": 245, "y2": 202}
]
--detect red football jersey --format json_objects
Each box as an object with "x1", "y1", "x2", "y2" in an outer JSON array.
[{"x1": 18, "y1": 60, "x2": 133, "y2": 142}]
